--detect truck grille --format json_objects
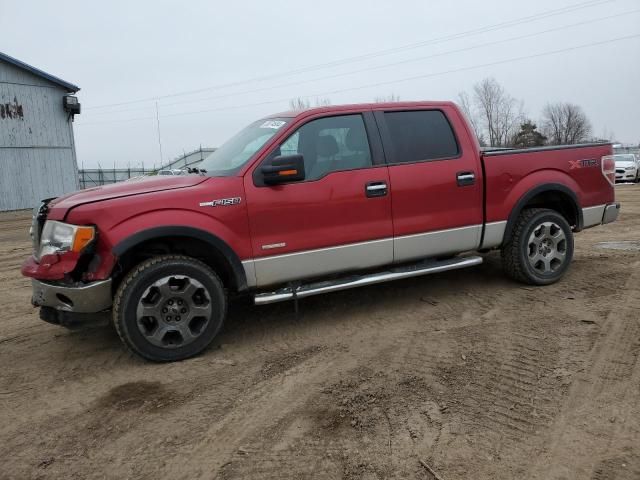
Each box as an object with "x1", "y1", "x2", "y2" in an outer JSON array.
[{"x1": 31, "y1": 201, "x2": 50, "y2": 259}]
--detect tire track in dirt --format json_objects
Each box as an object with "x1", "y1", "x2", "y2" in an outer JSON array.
[
  {"x1": 429, "y1": 323, "x2": 563, "y2": 479},
  {"x1": 213, "y1": 280, "x2": 560, "y2": 480},
  {"x1": 403, "y1": 262, "x2": 616, "y2": 480},
  {"x1": 0, "y1": 249, "x2": 30, "y2": 274},
  {"x1": 1, "y1": 349, "x2": 277, "y2": 479},
  {"x1": 527, "y1": 261, "x2": 640, "y2": 480},
  {"x1": 212, "y1": 258, "x2": 629, "y2": 480},
  {"x1": 217, "y1": 366, "x2": 439, "y2": 480},
  {"x1": 2, "y1": 189, "x2": 639, "y2": 479},
  {"x1": 215, "y1": 286, "x2": 480, "y2": 479},
  {"x1": 591, "y1": 454, "x2": 640, "y2": 480},
  {"x1": 158, "y1": 345, "x2": 360, "y2": 480}
]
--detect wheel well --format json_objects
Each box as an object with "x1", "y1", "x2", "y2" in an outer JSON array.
[
  {"x1": 520, "y1": 190, "x2": 579, "y2": 228},
  {"x1": 503, "y1": 186, "x2": 582, "y2": 246},
  {"x1": 114, "y1": 236, "x2": 239, "y2": 294}
]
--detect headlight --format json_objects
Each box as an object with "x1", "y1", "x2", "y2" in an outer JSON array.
[
  {"x1": 37, "y1": 221, "x2": 95, "y2": 260},
  {"x1": 624, "y1": 166, "x2": 635, "y2": 171}
]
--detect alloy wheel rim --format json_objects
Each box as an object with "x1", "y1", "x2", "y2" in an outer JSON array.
[
  {"x1": 135, "y1": 275, "x2": 212, "y2": 348},
  {"x1": 527, "y1": 221, "x2": 567, "y2": 275}
]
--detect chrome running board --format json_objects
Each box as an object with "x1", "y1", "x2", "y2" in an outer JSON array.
[{"x1": 253, "y1": 255, "x2": 483, "y2": 305}]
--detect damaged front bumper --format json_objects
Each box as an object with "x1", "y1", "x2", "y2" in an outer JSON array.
[
  {"x1": 31, "y1": 278, "x2": 113, "y2": 313},
  {"x1": 31, "y1": 278, "x2": 113, "y2": 328}
]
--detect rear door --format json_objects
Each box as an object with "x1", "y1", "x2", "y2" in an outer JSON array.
[
  {"x1": 374, "y1": 106, "x2": 483, "y2": 262},
  {"x1": 244, "y1": 111, "x2": 393, "y2": 287}
]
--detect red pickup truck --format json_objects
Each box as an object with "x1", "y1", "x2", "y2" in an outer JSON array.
[{"x1": 22, "y1": 102, "x2": 619, "y2": 361}]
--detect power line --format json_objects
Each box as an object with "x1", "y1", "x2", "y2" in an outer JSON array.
[
  {"x1": 84, "y1": 5, "x2": 638, "y2": 119},
  {"x1": 154, "y1": 8, "x2": 640, "y2": 110},
  {"x1": 166, "y1": 33, "x2": 640, "y2": 117},
  {"x1": 75, "y1": 115, "x2": 156, "y2": 126},
  {"x1": 155, "y1": 101, "x2": 163, "y2": 165},
  {"x1": 84, "y1": 0, "x2": 613, "y2": 111},
  {"x1": 75, "y1": 32, "x2": 640, "y2": 127}
]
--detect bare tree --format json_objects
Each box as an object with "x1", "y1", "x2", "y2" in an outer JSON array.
[
  {"x1": 457, "y1": 91, "x2": 486, "y2": 146},
  {"x1": 374, "y1": 93, "x2": 401, "y2": 102},
  {"x1": 314, "y1": 97, "x2": 332, "y2": 107},
  {"x1": 597, "y1": 127, "x2": 615, "y2": 143},
  {"x1": 542, "y1": 102, "x2": 592, "y2": 145},
  {"x1": 288, "y1": 97, "x2": 331, "y2": 111},
  {"x1": 472, "y1": 78, "x2": 524, "y2": 147},
  {"x1": 289, "y1": 97, "x2": 310, "y2": 111}
]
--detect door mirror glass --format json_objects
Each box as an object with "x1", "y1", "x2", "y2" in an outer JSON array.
[{"x1": 261, "y1": 154, "x2": 306, "y2": 185}]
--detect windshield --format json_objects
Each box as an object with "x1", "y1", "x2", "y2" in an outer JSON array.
[
  {"x1": 200, "y1": 117, "x2": 292, "y2": 176},
  {"x1": 614, "y1": 154, "x2": 636, "y2": 163}
]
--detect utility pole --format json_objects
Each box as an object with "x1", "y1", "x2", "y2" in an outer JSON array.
[{"x1": 155, "y1": 101, "x2": 163, "y2": 167}]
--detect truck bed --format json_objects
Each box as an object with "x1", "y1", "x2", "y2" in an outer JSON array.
[{"x1": 482, "y1": 142, "x2": 614, "y2": 227}]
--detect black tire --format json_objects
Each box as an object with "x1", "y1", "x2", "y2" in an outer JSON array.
[
  {"x1": 113, "y1": 255, "x2": 227, "y2": 362},
  {"x1": 501, "y1": 208, "x2": 574, "y2": 286}
]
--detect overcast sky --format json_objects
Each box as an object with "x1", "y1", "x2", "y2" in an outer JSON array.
[{"x1": 2, "y1": 0, "x2": 639, "y2": 168}]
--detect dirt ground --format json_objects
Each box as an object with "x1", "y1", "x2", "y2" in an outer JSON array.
[{"x1": 1, "y1": 186, "x2": 639, "y2": 480}]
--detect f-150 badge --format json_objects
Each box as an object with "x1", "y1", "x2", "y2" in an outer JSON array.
[{"x1": 199, "y1": 197, "x2": 242, "y2": 207}]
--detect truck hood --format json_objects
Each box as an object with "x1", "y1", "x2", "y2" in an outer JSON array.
[{"x1": 48, "y1": 175, "x2": 209, "y2": 217}]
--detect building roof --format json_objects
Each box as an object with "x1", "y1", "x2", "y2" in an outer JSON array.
[{"x1": 0, "y1": 51, "x2": 79, "y2": 93}]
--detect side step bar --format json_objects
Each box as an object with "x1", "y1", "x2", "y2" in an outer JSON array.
[{"x1": 254, "y1": 255, "x2": 483, "y2": 305}]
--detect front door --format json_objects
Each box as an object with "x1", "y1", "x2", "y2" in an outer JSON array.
[
  {"x1": 374, "y1": 106, "x2": 484, "y2": 262},
  {"x1": 244, "y1": 112, "x2": 393, "y2": 287}
]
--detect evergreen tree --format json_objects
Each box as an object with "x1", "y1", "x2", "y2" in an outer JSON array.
[{"x1": 512, "y1": 121, "x2": 546, "y2": 148}]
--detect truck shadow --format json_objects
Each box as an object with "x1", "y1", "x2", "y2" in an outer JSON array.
[{"x1": 220, "y1": 252, "x2": 507, "y2": 341}]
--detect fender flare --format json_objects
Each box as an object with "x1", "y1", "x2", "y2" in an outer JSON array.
[
  {"x1": 503, "y1": 183, "x2": 583, "y2": 242},
  {"x1": 112, "y1": 226, "x2": 248, "y2": 291}
]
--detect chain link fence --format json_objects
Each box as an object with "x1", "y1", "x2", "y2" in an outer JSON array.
[
  {"x1": 78, "y1": 167, "x2": 149, "y2": 189},
  {"x1": 78, "y1": 147, "x2": 216, "y2": 189}
]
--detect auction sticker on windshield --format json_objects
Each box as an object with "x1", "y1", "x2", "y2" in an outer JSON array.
[{"x1": 260, "y1": 120, "x2": 286, "y2": 129}]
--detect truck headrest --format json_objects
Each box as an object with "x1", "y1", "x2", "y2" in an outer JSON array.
[{"x1": 317, "y1": 135, "x2": 339, "y2": 157}]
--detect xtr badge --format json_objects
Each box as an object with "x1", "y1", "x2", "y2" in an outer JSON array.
[{"x1": 569, "y1": 158, "x2": 599, "y2": 170}]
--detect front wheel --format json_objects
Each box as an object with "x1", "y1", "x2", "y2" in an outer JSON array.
[
  {"x1": 501, "y1": 208, "x2": 574, "y2": 285},
  {"x1": 113, "y1": 255, "x2": 227, "y2": 362}
]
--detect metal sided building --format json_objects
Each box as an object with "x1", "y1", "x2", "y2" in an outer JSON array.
[{"x1": 0, "y1": 52, "x2": 81, "y2": 211}]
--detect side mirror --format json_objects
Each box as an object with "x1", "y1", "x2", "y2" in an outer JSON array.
[{"x1": 261, "y1": 154, "x2": 305, "y2": 185}]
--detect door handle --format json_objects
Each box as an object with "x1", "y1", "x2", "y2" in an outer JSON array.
[
  {"x1": 456, "y1": 171, "x2": 475, "y2": 187},
  {"x1": 365, "y1": 181, "x2": 388, "y2": 197}
]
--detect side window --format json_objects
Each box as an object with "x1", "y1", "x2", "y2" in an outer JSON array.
[
  {"x1": 270, "y1": 114, "x2": 372, "y2": 181},
  {"x1": 383, "y1": 110, "x2": 459, "y2": 163},
  {"x1": 279, "y1": 131, "x2": 299, "y2": 157}
]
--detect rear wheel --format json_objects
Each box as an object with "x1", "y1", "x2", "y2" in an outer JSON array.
[
  {"x1": 501, "y1": 208, "x2": 574, "y2": 285},
  {"x1": 113, "y1": 255, "x2": 227, "y2": 362}
]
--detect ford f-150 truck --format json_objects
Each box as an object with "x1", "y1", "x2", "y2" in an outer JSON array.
[{"x1": 22, "y1": 102, "x2": 620, "y2": 361}]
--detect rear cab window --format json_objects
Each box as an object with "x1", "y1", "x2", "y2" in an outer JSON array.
[{"x1": 381, "y1": 110, "x2": 460, "y2": 164}]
